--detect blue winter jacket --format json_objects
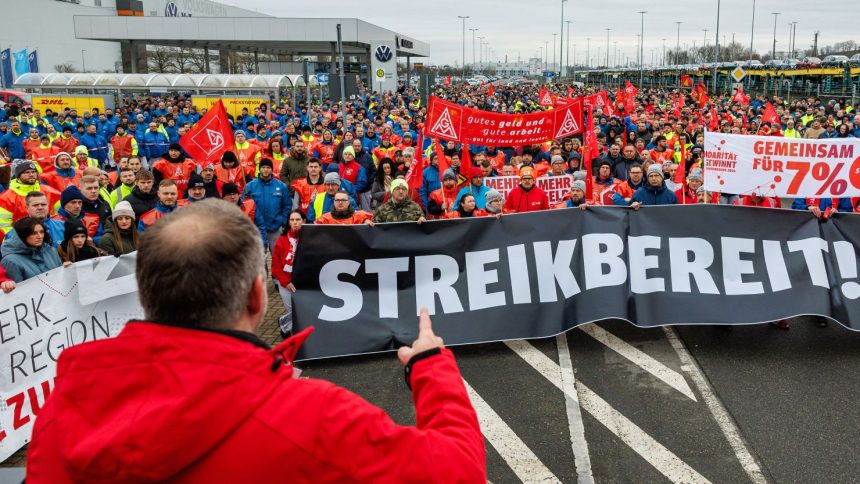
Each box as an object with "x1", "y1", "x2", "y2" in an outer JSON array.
[
  {"x1": 79, "y1": 132, "x2": 109, "y2": 164},
  {"x1": 454, "y1": 184, "x2": 491, "y2": 210},
  {"x1": 419, "y1": 165, "x2": 441, "y2": 209},
  {"x1": 244, "y1": 176, "x2": 292, "y2": 236},
  {"x1": 790, "y1": 197, "x2": 854, "y2": 213},
  {"x1": 0, "y1": 130, "x2": 27, "y2": 159},
  {"x1": 630, "y1": 181, "x2": 678, "y2": 206},
  {"x1": 0, "y1": 235, "x2": 63, "y2": 283},
  {"x1": 143, "y1": 130, "x2": 170, "y2": 160}
]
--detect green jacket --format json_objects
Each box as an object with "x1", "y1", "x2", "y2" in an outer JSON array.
[
  {"x1": 97, "y1": 227, "x2": 137, "y2": 256},
  {"x1": 373, "y1": 198, "x2": 424, "y2": 223}
]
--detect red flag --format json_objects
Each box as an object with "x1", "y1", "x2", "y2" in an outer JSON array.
[
  {"x1": 675, "y1": 141, "x2": 687, "y2": 188},
  {"x1": 624, "y1": 79, "x2": 639, "y2": 97},
  {"x1": 538, "y1": 87, "x2": 554, "y2": 107},
  {"x1": 460, "y1": 145, "x2": 475, "y2": 182},
  {"x1": 444, "y1": 75, "x2": 452, "y2": 87},
  {"x1": 567, "y1": 85, "x2": 574, "y2": 97},
  {"x1": 405, "y1": 133, "x2": 424, "y2": 190},
  {"x1": 433, "y1": 137, "x2": 450, "y2": 178},
  {"x1": 762, "y1": 102, "x2": 780, "y2": 125},
  {"x1": 673, "y1": 94, "x2": 682, "y2": 119},
  {"x1": 583, "y1": 108, "x2": 597, "y2": 198},
  {"x1": 180, "y1": 99, "x2": 234, "y2": 165},
  {"x1": 487, "y1": 84, "x2": 495, "y2": 97},
  {"x1": 681, "y1": 75, "x2": 693, "y2": 87},
  {"x1": 742, "y1": 113, "x2": 749, "y2": 132},
  {"x1": 709, "y1": 106, "x2": 720, "y2": 131},
  {"x1": 731, "y1": 85, "x2": 750, "y2": 105},
  {"x1": 481, "y1": 80, "x2": 486, "y2": 88}
]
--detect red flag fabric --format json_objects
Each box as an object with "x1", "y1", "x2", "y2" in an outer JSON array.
[
  {"x1": 460, "y1": 145, "x2": 475, "y2": 181},
  {"x1": 675, "y1": 141, "x2": 687, "y2": 186},
  {"x1": 481, "y1": 80, "x2": 486, "y2": 88},
  {"x1": 433, "y1": 137, "x2": 450, "y2": 178},
  {"x1": 624, "y1": 79, "x2": 639, "y2": 97},
  {"x1": 538, "y1": 87, "x2": 554, "y2": 107},
  {"x1": 180, "y1": 99, "x2": 234, "y2": 165},
  {"x1": 487, "y1": 84, "x2": 495, "y2": 97},
  {"x1": 405, "y1": 133, "x2": 424, "y2": 190},
  {"x1": 681, "y1": 75, "x2": 693, "y2": 87},
  {"x1": 742, "y1": 113, "x2": 749, "y2": 132},
  {"x1": 762, "y1": 102, "x2": 780, "y2": 125},
  {"x1": 731, "y1": 85, "x2": 750, "y2": 105},
  {"x1": 444, "y1": 75, "x2": 452, "y2": 87},
  {"x1": 709, "y1": 106, "x2": 720, "y2": 131},
  {"x1": 583, "y1": 109, "x2": 597, "y2": 198},
  {"x1": 567, "y1": 85, "x2": 574, "y2": 97}
]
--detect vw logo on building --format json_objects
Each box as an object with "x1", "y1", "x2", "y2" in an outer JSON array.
[
  {"x1": 374, "y1": 45, "x2": 393, "y2": 63},
  {"x1": 165, "y1": 1, "x2": 179, "y2": 16}
]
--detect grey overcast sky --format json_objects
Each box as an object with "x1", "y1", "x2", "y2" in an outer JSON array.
[{"x1": 238, "y1": 1, "x2": 858, "y2": 66}]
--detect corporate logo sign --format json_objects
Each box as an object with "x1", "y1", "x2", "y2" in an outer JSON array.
[
  {"x1": 374, "y1": 45, "x2": 393, "y2": 63},
  {"x1": 165, "y1": 1, "x2": 179, "y2": 16}
]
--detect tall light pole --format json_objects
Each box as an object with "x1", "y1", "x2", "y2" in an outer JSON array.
[
  {"x1": 790, "y1": 21, "x2": 798, "y2": 58},
  {"x1": 703, "y1": 29, "x2": 709, "y2": 47},
  {"x1": 469, "y1": 28, "x2": 478, "y2": 69},
  {"x1": 749, "y1": 0, "x2": 756, "y2": 67},
  {"x1": 638, "y1": 11, "x2": 646, "y2": 88},
  {"x1": 560, "y1": 0, "x2": 567, "y2": 78},
  {"x1": 613, "y1": 41, "x2": 618, "y2": 67},
  {"x1": 477, "y1": 36, "x2": 485, "y2": 68},
  {"x1": 586, "y1": 37, "x2": 590, "y2": 69},
  {"x1": 544, "y1": 41, "x2": 549, "y2": 73},
  {"x1": 605, "y1": 28, "x2": 611, "y2": 68},
  {"x1": 565, "y1": 20, "x2": 572, "y2": 77},
  {"x1": 552, "y1": 33, "x2": 558, "y2": 74},
  {"x1": 674, "y1": 21, "x2": 682, "y2": 65},
  {"x1": 713, "y1": 0, "x2": 721, "y2": 92},
  {"x1": 458, "y1": 15, "x2": 469, "y2": 78},
  {"x1": 539, "y1": 46, "x2": 544, "y2": 73},
  {"x1": 662, "y1": 38, "x2": 667, "y2": 66},
  {"x1": 771, "y1": 12, "x2": 780, "y2": 60},
  {"x1": 81, "y1": 49, "x2": 87, "y2": 72}
]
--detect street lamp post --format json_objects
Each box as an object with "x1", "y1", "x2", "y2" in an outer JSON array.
[
  {"x1": 605, "y1": 28, "x2": 611, "y2": 68},
  {"x1": 749, "y1": 0, "x2": 756, "y2": 67},
  {"x1": 477, "y1": 36, "x2": 485, "y2": 69},
  {"x1": 552, "y1": 33, "x2": 557, "y2": 74},
  {"x1": 713, "y1": 0, "x2": 721, "y2": 92},
  {"x1": 662, "y1": 38, "x2": 666, "y2": 66},
  {"x1": 545, "y1": 41, "x2": 549, "y2": 73},
  {"x1": 790, "y1": 21, "x2": 798, "y2": 58},
  {"x1": 771, "y1": 12, "x2": 780, "y2": 60},
  {"x1": 560, "y1": 0, "x2": 567, "y2": 78},
  {"x1": 469, "y1": 28, "x2": 478, "y2": 70},
  {"x1": 458, "y1": 15, "x2": 469, "y2": 79},
  {"x1": 81, "y1": 49, "x2": 87, "y2": 72},
  {"x1": 586, "y1": 38, "x2": 590, "y2": 69},
  {"x1": 638, "y1": 11, "x2": 646, "y2": 89},
  {"x1": 565, "y1": 20, "x2": 572, "y2": 77}
]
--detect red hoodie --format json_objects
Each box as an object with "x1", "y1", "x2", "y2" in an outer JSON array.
[
  {"x1": 27, "y1": 322, "x2": 485, "y2": 482},
  {"x1": 503, "y1": 184, "x2": 549, "y2": 213}
]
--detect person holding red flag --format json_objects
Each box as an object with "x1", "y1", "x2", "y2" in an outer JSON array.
[{"x1": 180, "y1": 99, "x2": 234, "y2": 168}]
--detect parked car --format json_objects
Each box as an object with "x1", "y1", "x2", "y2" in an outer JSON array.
[
  {"x1": 747, "y1": 60, "x2": 764, "y2": 68},
  {"x1": 822, "y1": 55, "x2": 850, "y2": 67},
  {"x1": 765, "y1": 59, "x2": 784, "y2": 68},
  {"x1": 0, "y1": 90, "x2": 32, "y2": 108},
  {"x1": 850, "y1": 54, "x2": 860, "y2": 67},
  {"x1": 780, "y1": 59, "x2": 800, "y2": 70},
  {"x1": 799, "y1": 57, "x2": 822, "y2": 68}
]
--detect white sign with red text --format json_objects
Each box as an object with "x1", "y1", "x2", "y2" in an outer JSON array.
[
  {"x1": 704, "y1": 132, "x2": 860, "y2": 198},
  {"x1": 484, "y1": 175, "x2": 573, "y2": 205}
]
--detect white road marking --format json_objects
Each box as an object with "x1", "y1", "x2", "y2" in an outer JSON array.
[
  {"x1": 556, "y1": 334, "x2": 595, "y2": 484},
  {"x1": 462, "y1": 379, "x2": 561, "y2": 483},
  {"x1": 580, "y1": 324, "x2": 698, "y2": 402},
  {"x1": 506, "y1": 340, "x2": 712, "y2": 484},
  {"x1": 663, "y1": 327, "x2": 769, "y2": 484}
]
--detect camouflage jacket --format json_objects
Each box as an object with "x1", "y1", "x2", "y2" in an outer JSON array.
[{"x1": 373, "y1": 198, "x2": 424, "y2": 223}]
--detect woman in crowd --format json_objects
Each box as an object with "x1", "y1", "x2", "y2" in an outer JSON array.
[
  {"x1": 98, "y1": 201, "x2": 139, "y2": 256},
  {"x1": 58, "y1": 219, "x2": 105, "y2": 263},
  {"x1": 271, "y1": 210, "x2": 304, "y2": 339},
  {"x1": 1, "y1": 217, "x2": 64, "y2": 282},
  {"x1": 265, "y1": 138, "x2": 288, "y2": 175},
  {"x1": 371, "y1": 158, "x2": 396, "y2": 207},
  {"x1": 445, "y1": 194, "x2": 488, "y2": 219}
]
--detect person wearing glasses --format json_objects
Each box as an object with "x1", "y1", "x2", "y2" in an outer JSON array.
[{"x1": 314, "y1": 190, "x2": 374, "y2": 225}]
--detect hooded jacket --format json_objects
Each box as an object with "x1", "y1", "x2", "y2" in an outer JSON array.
[
  {"x1": 124, "y1": 186, "x2": 159, "y2": 219},
  {"x1": 26, "y1": 323, "x2": 485, "y2": 483},
  {"x1": 0, "y1": 235, "x2": 63, "y2": 282},
  {"x1": 630, "y1": 181, "x2": 679, "y2": 206}
]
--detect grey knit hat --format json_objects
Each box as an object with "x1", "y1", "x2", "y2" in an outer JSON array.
[
  {"x1": 323, "y1": 172, "x2": 341, "y2": 184},
  {"x1": 485, "y1": 189, "x2": 504, "y2": 203},
  {"x1": 571, "y1": 180, "x2": 587, "y2": 194}
]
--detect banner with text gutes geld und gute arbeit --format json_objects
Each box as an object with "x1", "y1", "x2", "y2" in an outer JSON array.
[
  {"x1": 424, "y1": 96, "x2": 584, "y2": 146},
  {"x1": 703, "y1": 132, "x2": 860, "y2": 198}
]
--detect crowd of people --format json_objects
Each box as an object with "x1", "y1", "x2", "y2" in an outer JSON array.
[{"x1": 0, "y1": 80, "x2": 857, "y2": 332}]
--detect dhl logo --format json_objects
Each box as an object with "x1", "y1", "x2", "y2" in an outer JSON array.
[{"x1": 36, "y1": 99, "x2": 66, "y2": 105}]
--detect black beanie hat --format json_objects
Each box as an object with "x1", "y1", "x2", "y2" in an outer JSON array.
[
  {"x1": 221, "y1": 183, "x2": 240, "y2": 197},
  {"x1": 63, "y1": 219, "x2": 87, "y2": 244}
]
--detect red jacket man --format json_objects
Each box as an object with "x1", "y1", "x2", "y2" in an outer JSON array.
[
  {"x1": 27, "y1": 201, "x2": 485, "y2": 483},
  {"x1": 503, "y1": 167, "x2": 549, "y2": 213}
]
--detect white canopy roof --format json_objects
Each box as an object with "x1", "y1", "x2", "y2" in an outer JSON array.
[{"x1": 14, "y1": 73, "x2": 320, "y2": 89}]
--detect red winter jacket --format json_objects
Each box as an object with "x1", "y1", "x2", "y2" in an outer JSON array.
[
  {"x1": 503, "y1": 184, "x2": 549, "y2": 213},
  {"x1": 27, "y1": 322, "x2": 485, "y2": 483}
]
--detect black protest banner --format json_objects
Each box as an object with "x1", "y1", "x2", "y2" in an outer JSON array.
[{"x1": 291, "y1": 206, "x2": 860, "y2": 360}]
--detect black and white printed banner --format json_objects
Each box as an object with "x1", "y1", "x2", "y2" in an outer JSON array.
[{"x1": 292, "y1": 205, "x2": 860, "y2": 359}]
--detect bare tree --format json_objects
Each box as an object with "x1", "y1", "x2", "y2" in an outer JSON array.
[
  {"x1": 148, "y1": 46, "x2": 177, "y2": 73},
  {"x1": 54, "y1": 62, "x2": 78, "y2": 73},
  {"x1": 185, "y1": 48, "x2": 208, "y2": 73}
]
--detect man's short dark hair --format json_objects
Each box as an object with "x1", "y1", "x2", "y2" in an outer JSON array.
[
  {"x1": 136, "y1": 199, "x2": 265, "y2": 329},
  {"x1": 25, "y1": 191, "x2": 47, "y2": 205}
]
